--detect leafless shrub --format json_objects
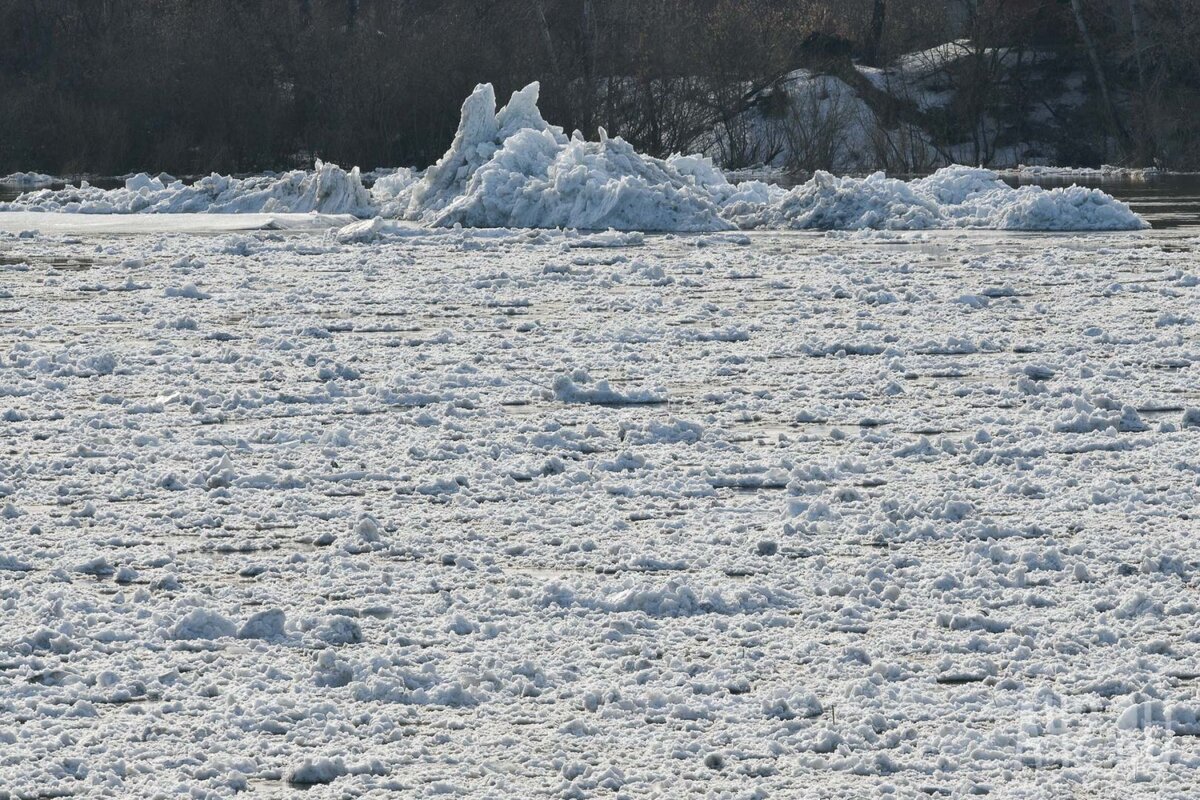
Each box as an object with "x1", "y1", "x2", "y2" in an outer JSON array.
[
  {"x1": 1, "y1": 0, "x2": 1197, "y2": 174},
  {"x1": 868, "y1": 121, "x2": 943, "y2": 173},
  {"x1": 780, "y1": 80, "x2": 862, "y2": 173}
]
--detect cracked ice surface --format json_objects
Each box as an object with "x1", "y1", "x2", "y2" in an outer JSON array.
[{"x1": 2, "y1": 223, "x2": 1200, "y2": 797}]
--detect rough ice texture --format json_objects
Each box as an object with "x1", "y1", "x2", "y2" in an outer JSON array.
[
  {"x1": 169, "y1": 608, "x2": 237, "y2": 640},
  {"x1": 403, "y1": 85, "x2": 1144, "y2": 232},
  {"x1": 366, "y1": 167, "x2": 417, "y2": 217},
  {"x1": 0, "y1": 84, "x2": 1148, "y2": 232},
  {"x1": 409, "y1": 83, "x2": 732, "y2": 232},
  {"x1": 286, "y1": 757, "x2": 348, "y2": 785},
  {"x1": 4, "y1": 160, "x2": 372, "y2": 216},
  {"x1": 3, "y1": 221, "x2": 1200, "y2": 796},
  {"x1": 725, "y1": 166, "x2": 1149, "y2": 231},
  {"x1": 552, "y1": 370, "x2": 667, "y2": 405},
  {"x1": 237, "y1": 608, "x2": 286, "y2": 640}
]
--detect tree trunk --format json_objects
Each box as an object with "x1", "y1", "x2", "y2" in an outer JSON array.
[
  {"x1": 866, "y1": 0, "x2": 886, "y2": 66},
  {"x1": 581, "y1": 0, "x2": 596, "y2": 133},
  {"x1": 532, "y1": 1, "x2": 560, "y2": 77},
  {"x1": 1127, "y1": 0, "x2": 1156, "y2": 162},
  {"x1": 1128, "y1": 0, "x2": 1146, "y2": 91},
  {"x1": 1069, "y1": 0, "x2": 1126, "y2": 159}
]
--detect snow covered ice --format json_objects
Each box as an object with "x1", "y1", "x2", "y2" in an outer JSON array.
[
  {"x1": 0, "y1": 83, "x2": 1149, "y2": 233},
  {"x1": 2, "y1": 203, "x2": 1200, "y2": 796}
]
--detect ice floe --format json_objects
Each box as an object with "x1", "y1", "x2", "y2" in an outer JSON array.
[
  {"x1": 998, "y1": 164, "x2": 1164, "y2": 180},
  {"x1": 1, "y1": 215, "x2": 1199, "y2": 795},
  {"x1": 0, "y1": 171, "x2": 57, "y2": 189}
]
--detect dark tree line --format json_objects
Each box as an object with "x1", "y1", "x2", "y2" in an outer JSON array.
[{"x1": 0, "y1": 0, "x2": 1196, "y2": 175}]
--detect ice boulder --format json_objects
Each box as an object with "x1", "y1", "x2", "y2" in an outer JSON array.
[
  {"x1": 552, "y1": 370, "x2": 666, "y2": 405},
  {"x1": 170, "y1": 608, "x2": 237, "y2": 640},
  {"x1": 287, "y1": 756, "x2": 348, "y2": 786},
  {"x1": 238, "y1": 608, "x2": 287, "y2": 640},
  {"x1": 723, "y1": 165, "x2": 1148, "y2": 231},
  {"x1": 408, "y1": 82, "x2": 733, "y2": 232},
  {"x1": 368, "y1": 167, "x2": 418, "y2": 217},
  {"x1": 762, "y1": 689, "x2": 824, "y2": 720},
  {"x1": 724, "y1": 170, "x2": 941, "y2": 230},
  {"x1": 921, "y1": 166, "x2": 1149, "y2": 230},
  {"x1": 405, "y1": 83, "x2": 550, "y2": 216}
]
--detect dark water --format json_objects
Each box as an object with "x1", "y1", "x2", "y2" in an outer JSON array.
[
  {"x1": 3, "y1": 173, "x2": 1198, "y2": 229},
  {"x1": 0, "y1": 185, "x2": 33, "y2": 202}
]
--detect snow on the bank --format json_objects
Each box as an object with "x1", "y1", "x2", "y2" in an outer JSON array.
[
  {"x1": 712, "y1": 70, "x2": 883, "y2": 173},
  {"x1": 4, "y1": 160, "x2": 372, "y2": 215},
  {"x1": 1, "y1": 84, "x2": 1148, "y2": 232}
]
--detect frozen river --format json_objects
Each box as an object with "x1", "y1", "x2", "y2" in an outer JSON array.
[{"x1": 2, "y1": 204, "x2": 1199, "y2": 797}]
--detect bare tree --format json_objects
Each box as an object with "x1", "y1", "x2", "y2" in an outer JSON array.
[{"x1": 1068, "y1": 0, "x2": 1128, "y2": 159}]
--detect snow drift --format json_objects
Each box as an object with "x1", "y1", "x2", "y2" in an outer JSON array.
[{"x1": 0, "y1": 83, "x2": 1148, "y2": 232}]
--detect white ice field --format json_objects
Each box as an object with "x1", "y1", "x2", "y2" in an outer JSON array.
[
  {"x1": 3, "y1": 212, "x2": 1200, "y2": 798},
  {"x1": 2, "y1": 85, "x2": 1200, "y2": 798}
]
